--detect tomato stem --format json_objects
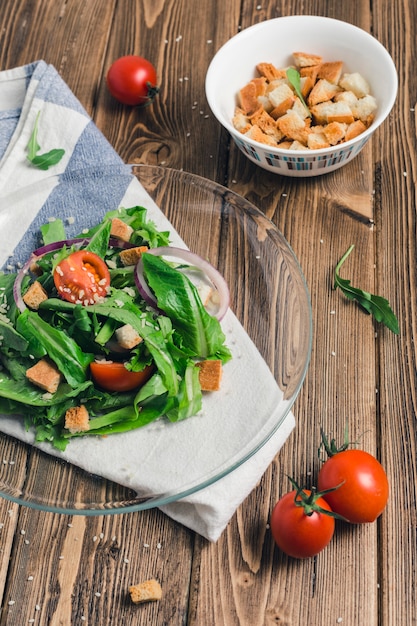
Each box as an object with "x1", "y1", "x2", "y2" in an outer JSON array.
[
  {"x1": 318, "y1": 421, "x2": 356, "y2": 460},
  {"x1": 288, "y1": 477, "x2": 348, "y2": 521}
]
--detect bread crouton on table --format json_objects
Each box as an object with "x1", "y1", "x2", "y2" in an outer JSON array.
[
  {"x1": 232, "y1": 51, "x2": 376, "y2": 150},
  {"x1": 129, "y1": 579, "x2": 162, "y2": 604},
  {"x1": 196, "y1": 360, "x2": 223, "y2": 392},
  {"x1": 25, "y1": 358, "x2": 62, "y2": 394},
  {"x1": 65, "y1": 405, "x2": 90, "y2": 434}
]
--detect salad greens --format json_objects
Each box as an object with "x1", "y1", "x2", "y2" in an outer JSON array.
[{"x1": 0, "y1": 206, "x2": 231, "y2": 450}]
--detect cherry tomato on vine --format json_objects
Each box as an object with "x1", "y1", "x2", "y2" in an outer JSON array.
[
  {"x1": 318, "y1": 449, "x2": 389, "y2": 523},
  {"x1": 90, "y1": 362, "x2": 154, "y2": 393},
  {"x1": 106, "y1": 55, "x2": 159, "y2": 106},
  {"x1": 317, "y1": 430, "x2": 389, "y2": 523},
  {"x1": 270, "y1": 480, "x2": 338, "y2": 559},
  {"x1": 53, "y1": 250, "x2": 110, "y2": 305}
]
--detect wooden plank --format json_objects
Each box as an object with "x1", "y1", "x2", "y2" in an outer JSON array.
[
  {"x1": 93, "y1": 0, "x2": 242, "y2": 179},
  {"x1": 0, "y1": 507, "x2": 193, "y2": 625},
  {"x1": 373, "y1": 1, "x2": 417, "y2": 625},
  {"x1": 186, "y1": 2, "x2": 380, "y2": 625},
  {"x1": 0, "y1": 0, "x2": 117, "y2": 115}
]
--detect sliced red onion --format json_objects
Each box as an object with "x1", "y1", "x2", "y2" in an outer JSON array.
[{"x1": 134, "y1": 246, "x2": 230, "y2": 321}]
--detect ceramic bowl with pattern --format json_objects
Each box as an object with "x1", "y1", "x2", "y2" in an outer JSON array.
[{"x1": 205, "y1": 16, "x2": 398, "y2": 177}]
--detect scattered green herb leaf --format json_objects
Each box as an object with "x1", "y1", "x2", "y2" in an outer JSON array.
[
  {"x1": 286, "y1": 67, "x2": 312, "y2": 118},
  {"x1": 26, "y1": 111, "x2": 65, "y2": 170},
  {"x1": 334, "y1": 245, "x2": 399, "y2": 335}
]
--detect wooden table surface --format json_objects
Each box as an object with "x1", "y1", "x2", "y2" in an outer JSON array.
[{"x1": 0, "y1": 1, "x2": 415, "y2": 624}]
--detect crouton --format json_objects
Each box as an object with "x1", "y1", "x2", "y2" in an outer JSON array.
[
  {"x1": 277, "y1": 140, "x2": 293, "y2": 150},
  {"x1": 65, "y1": 405, "x2": 90, "y2": 434},
  {"x1": 293, "y1": 51, "x2": 323, "y2": 67},
  {"x1": 323, "y1": 121, "x2": 348, "y2": 145},
  {"x1": 111, "y1": 217, "x2": 134, "y2": 243},
  {"x1": 307, "y1": 78, "x2": 342, "y2": 106},
  {"x1": 345, "y1": 119, "x2": 367, "y2": 141},
  {"x1": 334, "y1": 90, "x2": 359, "y2": 107},
  {"x1": 276, "y1": 109, "x2": 309, "y2": 144},
  {"x1": 250, "y1": 109, "x2": 283, "y2": 141},
  {"x1": 307, "y1": 130, "x2": 330, "y2": 150},
  {"x1": 300, "y1": 64, "x2": 320, "y2": 83},
  {"x1": 196, "y1": 360, "x2": 222, "y2": 391},
  {"x1": 317, "y1": 61, "x2": 344, "y2": 84},
  {"x1": 350, "y1": 94, "x2": 377, "y2": 122},
  {"x1": 251, "y1": 76, "x2": 268, "y2": 97},
  {"x1": 232, "y1": 108, "x2": 251, "y2": 133},
  {"x1": 26, "y1": 358, "x2": 62, "y2": 394},
  {"x1": 244, "y1": 124, "x2": 277, "y2": 146},
  {"x1": 292, "y1": 97, "x2": 312, "y2": 120},
  {"x1": 289, "y1": 140, "x2": 309, "y2": 150},
  {"x1": 311, "y1": 101, "x2": 355, "y2": 125},
  {"x1": 115, "y1": 324, "x2": 142, "y2": 349},
  {"x1": 239, "y1": 81, "x2": 261, "y2": 116},
  {"x1": 339, "y1": 72, "x2": 371, "y2": 98},
  {"x1": 22, "y1": 280, "x2": 48, "y2": 310},
  {"x1": 257, "y1": 62, "x2": 286, "y2": 81},
  {"x1": 129, "y1": 579, "x2": 162, "y2": 604},
  {"x1": 267, "y1": 83, "x2": 295, "y2": 118},
  {"x1": 299, "y1": 75, "x2": 315, "y2": 99},
  {"x1": 119, "y1": 245, "x2": 149, "y2": 267}
]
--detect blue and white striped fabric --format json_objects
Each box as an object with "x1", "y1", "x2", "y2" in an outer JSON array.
[
  {"x1": 0, "y1": 61, "x2": 141, "y2": 270},
  {"x1": 0, "y1": 61, "x2": 295, "y2": 541}
]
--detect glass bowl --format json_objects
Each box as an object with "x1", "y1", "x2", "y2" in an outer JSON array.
[{"x1": 0, "y1": 165, "x2": 312, "y2": 514}]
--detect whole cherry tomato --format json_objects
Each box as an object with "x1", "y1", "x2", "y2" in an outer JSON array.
[
  {"x1": 53, "y1": 250, "x2": 110, "y2": 305},
  {"x1": 270, "y1": 481, "x2": 337, "y2": 559},
  {"x1": 106, "y1": 55, "x2": 159, "y2": 106},
  {"x1": 317, "y1": 430, "x2": 389, "y2": 523},
  {"x1": 90, "y1": 362, "x2": 154, "y2": 393}
]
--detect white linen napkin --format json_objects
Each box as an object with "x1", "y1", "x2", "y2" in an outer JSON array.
[{"x1": 0, "y1": 61, "x2": 296, "y2": 542}]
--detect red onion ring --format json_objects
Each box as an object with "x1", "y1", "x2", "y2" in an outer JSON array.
[{"x1": 134, "y1": 246, "x2": 230, "y2": 321}]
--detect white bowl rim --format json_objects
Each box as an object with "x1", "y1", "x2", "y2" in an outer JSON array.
[{"x1": 205, "y1": 15, "x2": 398, "y2": 156}]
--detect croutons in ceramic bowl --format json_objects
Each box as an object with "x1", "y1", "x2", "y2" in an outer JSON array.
[{"x1": 205, "y1": 16, "x2": 398, "y2": 177}]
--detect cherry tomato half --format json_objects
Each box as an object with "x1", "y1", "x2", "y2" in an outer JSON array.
[
  {"x1": 106, "y1": 55, "x2": 158, "y2": 106},
  {"x1": 90, "y1": 362, "x2": 154, "y2": 393},
  {"x1": 54, "y1": 250, "x2": 110, "y2": 305},
  {"x1": 318, "y1": 450, "x2": 389, "y2": 523},
  {"x1": 270, "y1": 489, "x2": 335, "y2": 559}
]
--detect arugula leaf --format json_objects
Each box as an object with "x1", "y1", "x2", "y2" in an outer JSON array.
[
  {"x1": 334, "y1": 245, "x2": 399, "y2": 334},
  {"x1": 286, "y1": 68, "x2": 312, "y2": 117},
  {"x1": 26, "y1": 111, "x2": 65, "y2": 170}
]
